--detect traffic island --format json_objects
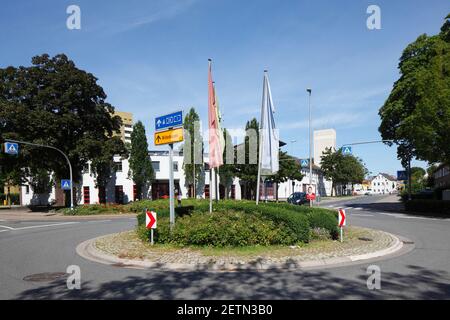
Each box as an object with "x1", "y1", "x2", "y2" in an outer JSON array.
[{"x1": 77, "y1": 226, "x2": 405, "y2": 271}]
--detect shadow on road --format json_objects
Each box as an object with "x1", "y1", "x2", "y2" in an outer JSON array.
[{"x1": 15, "y1": 265, "x2": 450, "y2": 300}]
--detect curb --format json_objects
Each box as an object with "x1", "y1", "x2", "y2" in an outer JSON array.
[{"x1": 76, "y1": 230, "x2": 408, "y2": 272}]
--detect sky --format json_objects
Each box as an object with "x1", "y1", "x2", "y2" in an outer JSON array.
[{"x1": 1, "y1": 0, "x2": 449, "y2": 177}]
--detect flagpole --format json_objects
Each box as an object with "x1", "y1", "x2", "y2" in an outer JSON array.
[
  {"x1": 210, "y1": 167, "x2": 213, "y2": 212},
  {"x1": 256, "y1": 71, "x2": 267, "y2": 205}
]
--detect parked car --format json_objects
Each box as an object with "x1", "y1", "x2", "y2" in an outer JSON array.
[
  {"x1": 287, "y1": 192, "x2": 310, "y2": 205},
  {"x1": 364, "y1": 189, "x2": 374, "y2": 196}
]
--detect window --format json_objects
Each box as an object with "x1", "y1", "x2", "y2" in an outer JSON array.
[
  {"x1": 25, "y1": 185, "x2": 30, "y2": 194},
  {"x1": 173, "y1": 161, "x2": 178, "y2": 172},
  {"x1": 152, "y1": 161, "x2": 160, "y2": 172},
  {"x1": 82, "y1": 163, "x2": 89, "y2": 174},
  {"x1": 83, "y1": 186, "x2": 90, "y2": 205},
  {"x1": 114, "y1": 161, "x2": 122, "y2": 172}
]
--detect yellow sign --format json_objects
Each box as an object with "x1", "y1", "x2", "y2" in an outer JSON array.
[{"x1": 154, "y1": 127, "x2": 184, "y2": 146}]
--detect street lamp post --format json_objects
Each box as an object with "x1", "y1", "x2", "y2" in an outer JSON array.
[
  {"x1": 5, "y1": 139, "x2": 74, "y2": 211},
  {"x1": 307, "y1": 88, "x2": 312, "y2": 207}
]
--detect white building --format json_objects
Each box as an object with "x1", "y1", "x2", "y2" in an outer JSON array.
[
  {"x1": 20, "y1": 152, "x2": 334, "y2": 206},
  {"x1": 21, "y1": 152, "x2": 241, "y2": 206},
  {"x1": 313, "y1": 129, "x2": 336, "y2": 166},
  {"x1": 369, "y1": 173, "x2": 398, "y2": 194}
]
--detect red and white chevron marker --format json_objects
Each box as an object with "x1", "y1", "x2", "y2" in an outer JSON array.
[
  {"x1": 338, "y1": 209, "x2": 346, "y2": 227},
  {"x1": 146, "y1": 210, "x2": 157, "y2": 229},
  {"x1": 338, "y1": 208, "x2": 346, "y2": 243}
]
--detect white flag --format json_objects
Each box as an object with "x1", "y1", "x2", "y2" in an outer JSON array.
[{"x1": 259, "y1": 72, "x2": 279, "y2": 175}]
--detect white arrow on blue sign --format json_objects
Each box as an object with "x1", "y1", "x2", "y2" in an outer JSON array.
[
  {"x1": 342, "y1": 146, "x2": 352, "y2": 155},
  {"x1": 301, "y1": 159, "x2": 309, "y2": 167},
  {"x1": 4, "y1": 142, "x2": 19, "y2": 155},
  {"x1": 61, "y1": 180, "x2": 71, "y2": 190},
  {"x1": 155, "y1": 111, "x2": 183, "y2": 131}
]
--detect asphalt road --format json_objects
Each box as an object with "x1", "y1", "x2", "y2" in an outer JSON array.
[{"x1": 1, "y1": 195, "x2": 449, "y2": 300}]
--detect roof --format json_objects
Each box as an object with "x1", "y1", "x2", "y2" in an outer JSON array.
[{"x1": 380, "y1": 173, "x2": 397, "y2": 181}]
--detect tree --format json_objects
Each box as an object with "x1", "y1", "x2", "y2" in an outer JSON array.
[
  {"x1": 218, "y1": 128, "x2": 236, "y2": 199},
  {"x1": 128, "y1": 121, "x2": 154, "y2": 200},
  {"x1": 0, "y1": 54, "x2": 127, "y2": 205},
  {"x1": 410, "y1": 166, "x2": 426, "y2": 192},
  {"x1": 320, "y1": 148, "x2": 367, "y2": 196},
  {"x1": 90, "y1": 137, "x2": 128, "y2": 193},
  {"x1": 379, "y1": 14, "x2": 450, "y2": 166},
  {"x1": 182, "y1": 108, "x2": 204, "y2": 198},
  {"x1": 235, "y1": 118, "x2": 260, "y2": 200},
  {"x1": 267, "y1": 151, "x2": 303, "y2": 201}
]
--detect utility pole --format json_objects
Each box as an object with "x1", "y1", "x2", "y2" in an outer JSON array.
[
  {"x1": 6, "y1": 139, "x2": 74, "y2": 211},
  {"x1": 307, "y1": 88, "x2": 313, "y2": 207}
]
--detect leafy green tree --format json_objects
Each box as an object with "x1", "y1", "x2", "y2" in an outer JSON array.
[
  {"x1": 379, "y1": 14, "x2": 450, "y2": 165},
  {"x1": 129, "y1": 121, "x2": 154, "y2": 200},
  {"x1": 410, "y1": 167, "x2": 426, "y2": 192},
  {"x1": 219, "y1": 128, "x2": 236, "y2": 199},
  {"x1": 267, "y1": 151, "x2": 303, "y2": 201},
  {"x1": 0, "y1": 54, "x2": 127, "y2": 204},
  {"x1": 235, "y1": 118, "x2": 259, "y2": 200},
  {"x1": 320, "y1": 148, "x2": 367, "y2": 196},
  {"x1": 182, "y1": 108, "x2": 204, "y2": 198},
  {"x1": 90, "y1": 138, "x2": 128, "y2": 190}
]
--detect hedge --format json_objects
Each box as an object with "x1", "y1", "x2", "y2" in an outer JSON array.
[
  {"x1": 405, "y1": 199, "x2": 450, "y2": 216},
  {"x1": 136, "y1": 199, "x2": 339, "y2": 245},
  {"x1": 137, "y1": 210, "x2": 297, "y2": 247}
]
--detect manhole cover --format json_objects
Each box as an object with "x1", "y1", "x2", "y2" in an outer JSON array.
[
  {"x1": 358, "y1": 237, "x2": 373, "y2": 242},
  {"x1": 23, "y1": 272, "x2": 68, "y2": 282}
]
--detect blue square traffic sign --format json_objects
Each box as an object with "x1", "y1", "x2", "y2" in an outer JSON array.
[
  {"x1": 301, "y1": 159, "x2": 309, "y2": 167},
  {"x1": 61, "y1": 179, "x2": 71, "y2": 190},
  {"x1": 342, "y1": 146, "x2": 352, "y2": 155},
  {"x1": 397, "y1": 171, "x2": 407, "y2": 181},
  {"x1": 4, "y1": 142, "x2": 19, "y2": 155}
]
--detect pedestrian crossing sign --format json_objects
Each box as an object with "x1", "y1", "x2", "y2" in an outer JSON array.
[
  {"x1": 61, "y1": 180, "x2": 71, "y2": 190},
  {"x1": 301, "y1": 159, "x2": 309, "y2": 167},
  {"x1": 342, "y1": 146, "x2": 352, "y2": 155},
  {"x1": 4, "y1": 142, "x2": 19, "y2": 155}
]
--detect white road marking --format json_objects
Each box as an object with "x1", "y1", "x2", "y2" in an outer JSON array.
[
  {"x1": 86, "y1": 220, "x2": 111, "y2": 223},
  {"x1": 0, "y1": 230, "x2": 9, "y2": 233},
  {"x1": 351, "y1": 214, "x2": 374, "y2": 217},
  {"x1": 0, "y1": 225, "x2": 15, "y2": 230},
  {"x1": 6, "y1": 222, "x2": 80, "y2": 231},
  {"x1": 354, "y1": 207, "x2": 363, "y2": 210}
]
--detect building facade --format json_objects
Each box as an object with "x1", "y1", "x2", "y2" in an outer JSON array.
[
  {"x1": 313, "y1": 129, "x2": 336, "y2": 166},
  {"x1": 113, "y1": 110, "x2": 133, "y2": 144},
  {"x1": 21, "y1": 152, "x2": 242, "y2": 206},
  {"x1": 434, "y1": 164, "x2": 450, "y2": 189},
  {"x1": 369, "y1": 173, "x2": 398, "y2": 194}
]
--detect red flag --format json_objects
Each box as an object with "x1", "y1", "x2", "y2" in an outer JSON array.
[{"x1": 208, "y1": 60, "x2": 223, "y2": 168}]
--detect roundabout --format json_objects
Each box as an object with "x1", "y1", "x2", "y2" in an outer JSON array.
[{"x1": 76, "y1": 226, "x2": 408, "y2": 271}]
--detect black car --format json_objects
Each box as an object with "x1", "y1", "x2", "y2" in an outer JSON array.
[{"x1": 287, "y1": 192, "x2": 310, "y2": 205}]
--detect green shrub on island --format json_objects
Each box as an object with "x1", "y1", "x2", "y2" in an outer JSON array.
[
  {"x1": 137, "y1": 210, "x2": 297, "y2": 247},
  {"x1": 136, "y1": 199, "x2": 338, "y2": 246}
]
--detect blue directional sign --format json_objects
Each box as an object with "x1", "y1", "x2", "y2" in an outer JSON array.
[
  {"x1": 61, "y1": 179, "x2": 71, "y2": 190},
  {"x1": 301, "y1": 159, "x2": 309, "y2": 167},
  {"x1": 4, "y1": 142, "x2": 19, "y2": 155},
  {"x1": 397, "y1": 170, "x2": 407, "y2": 181},
  {"x1": 155, "y1": 111, "x2": 183, "y2": 131},
  {"x1": 342, "y1": 146, "x2": 352, "y2": 155}
]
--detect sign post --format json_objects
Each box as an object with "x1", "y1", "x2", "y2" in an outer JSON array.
[
  {"x1": 338, "y1": 208, "x2": 346, "y2": 242},
  {"x1": 5, "y1": 139, "x2": 74, "y2": 211},
  {"x1": 154, "y1": 111, "x2": 183, "y2": 231},
  {"x1": 169, "y1": 143, "x2": 175, "y2": 231},
  {"x1": 145, "y1": 209, "x2": 157, "y2": 245}
]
